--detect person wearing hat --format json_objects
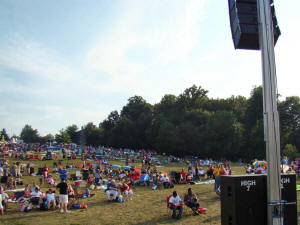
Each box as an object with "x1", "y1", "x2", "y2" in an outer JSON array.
[
  {"x1": 56, "y1": 178, "x2": 69, "y2": 213},
  {"x1": 168, "y1": 191, "x2": 183, "y2": 219}
]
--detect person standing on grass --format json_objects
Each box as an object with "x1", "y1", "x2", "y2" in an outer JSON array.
[
  {"x1": 56, "y1": 178, "x2": 69, "y2": 213},
  {"x1": 213, "y1": 164, "x2": 220, "y2": 192}
]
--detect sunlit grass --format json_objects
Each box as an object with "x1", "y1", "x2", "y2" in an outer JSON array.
[{"x1": 0, "y1": 158, "x2": 298, "y2": 225}]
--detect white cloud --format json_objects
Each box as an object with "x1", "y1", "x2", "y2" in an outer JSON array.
[
  {"x1": 0, "y1": 38, "x2": 81, "y2": 83},
  {"x1": 1, "y1": 0, "x2": 299, "y2": 136},
  {"x1": 84, "y1": 0, "x2": 210, "y2": 102}
]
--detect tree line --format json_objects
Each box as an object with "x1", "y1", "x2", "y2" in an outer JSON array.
[{"x1": 5, "y1": 85, "x2": 300, "y2": 160}]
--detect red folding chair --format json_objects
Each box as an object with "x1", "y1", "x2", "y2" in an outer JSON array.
[{"x1": 166, "y1": 195, "x2": 171, "y2": 211}]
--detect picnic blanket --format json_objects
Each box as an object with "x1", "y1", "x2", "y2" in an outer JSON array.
[
  {"x1": 194, "y1": 180, "x2": 215, "y2": 185},
  {"x1": 4, "y1": 188, "x2": 25, "y2": 193}
]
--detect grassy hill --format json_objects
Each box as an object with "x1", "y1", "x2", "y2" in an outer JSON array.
[{"x1": 0, "y1": 158, "x2": 298, "y2": 225}]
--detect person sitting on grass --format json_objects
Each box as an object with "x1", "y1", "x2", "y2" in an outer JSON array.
[
  {"x1": 30, "y1": 187, "x2": 42, "y2": 206},
  {"x1": 31, "y1": 182, "x2": 40, "y2": 192},
  {"x1": 184, "y1": 188, "x2": 200, "y2": 215},
  {"x1": 0, "y1": 186, "x2": 8, "y2": 212},
  {"x1": 119, "y1": 181, "x2": 133, "y2": 201},
  {"x1": 46, "y1": 189, "x2": 56, "y2": 210},
  {"x1": 169, "y1": 191, "x2": 183, "y2": 219},
  {"x1": 160, "y1": 174, "x2": 170, "y2": 189},
  {"x1": 67, "y1": 184, "x2": 75, "y2": 208},
  {"x1": 198, "y1": 168, "x2": 205, "y2": 181},
  {"x1": 105, "y1": 180, "x2": 119, "y2": 201},
  {"x1": 15, "y1": 176, "x2": 24, "y2": 186},
  {"x1": 47, "y1": 175, "x2": 56, "y2": 187},
  {"x1": 0, "y1": 190, "x2": 3, "y2": 215},
  {"x1": 0, "y1": 186, "x2": 6, "y2": 215}
]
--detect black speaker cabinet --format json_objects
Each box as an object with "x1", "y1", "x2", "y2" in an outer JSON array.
[
  {"x1": 221, "y1": 174, "x2": 298, "y2": 225},
  {"x1": 221, "y1": 174, "x2": 267, "y2": 225},
  {"x1": 228, "y1": 0, "x2": 280, "y2": 50},
  {"x1": 280, "y1": 174, "x2": 297, "y2": 225}
]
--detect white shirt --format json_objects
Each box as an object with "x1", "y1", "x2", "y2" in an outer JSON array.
[
  {"x1": 0, "y1": 167, "x2": 3, "y2": 176},
  {"x1": 160, "y1": 176, "x2": 168, "y2": 182},
  {"x1": 46, "y1": 193, "x2": 55, "y2": 202},
  {"x1": 169, "y1": 195, "x2": 182, "y2": 204},
  {"x1": 2, "y1": 193, "x2": 8, "y2": 200},
  {"x1": 31, "y1": 185, "x2": 40, "y2": 193},
  {"x1": 30, "y1": 191, "x2": 42, "y2": 198}
]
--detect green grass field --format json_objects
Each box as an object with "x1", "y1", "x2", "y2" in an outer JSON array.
[{"x1": 0, "y1": 158, "x2": 299, "y2": 225}]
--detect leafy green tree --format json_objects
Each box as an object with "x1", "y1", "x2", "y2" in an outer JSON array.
[
  {"x1": 177, "y1": 85, "x2": 208, "y2": 110},
  {"x1": 96, "y1": 84, "x2": 300, "y2": 161},
  {"x1": 100, "y1": 111, "x2": 120, "y2": 145},
  {"x1": 66, "y1": 124, "x2": 80, "y2": 144},
  {"x1": 20, "y1": 125, "x2": 41, "y2": 143},
  {"x1": 203, "y1": 111, "x2": 243, "y2": 160},
  {"x1": 154, "y1": 95, "x2": 178, "y2": 119},
  {"x1": 117, "y1": 96, "x2": 153, "y2": 149},
  {"x1": 55, "y1": 129, "x2": 71, "y2": 144},
  {"x1": 121, "y1": 96, "x2": 152, "y2": 121},
  {"x1": 40, "y1": 133, "x2": 54, "y2": 144},
  {"x1": 282, "y1": 144, "x2": 297, "y2": 160},
  {"x1": 227, "y1": 95, "x2": 247, "y2": 123},
  {"x1": 244, "y1": 86, "x2": 263, "y2": 130},
  {"x1": 0, "y1": 128, "x2": 9, "y2": 141},
  {"x1": 110, "y1": 118, "x2": 135, "y2": 148},
  {"x1": 155, "y1": 121, "x2": 179, "y2": 155},
  {"x1": 242, "y1": 86, "x2": 265, "y2": 160},
  {"x1": 279, "y1": 96, "x2": 300, "y2": 148},
  {"x1": 83, "y1": 122, "x2": 103, "y2": 146}
]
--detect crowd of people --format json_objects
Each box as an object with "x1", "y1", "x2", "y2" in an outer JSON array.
[{"x1": 0, "y1": 139, "x2": 299, "y2": 220}]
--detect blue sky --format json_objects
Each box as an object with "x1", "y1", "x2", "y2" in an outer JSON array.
[{"x1": 0, "y1": 0, "x2": 299, "y2": 136}]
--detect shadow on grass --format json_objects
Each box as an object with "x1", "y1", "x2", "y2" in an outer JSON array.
[
  {"x1": 0, "y1": 210, "x2": 48, "y2": 222},
  {"x1": 129, "y1": 216, "x2": 182, "y2": 225},
  {"x1": 85, "y1": 200, "x2": 112, "y2": 208},
  {"x1": 205, "y1": 196, "x2": 220, "y2": 203},
  {"x1": 201, "y1": 215, "x2": 221, "y2": 223},
  {"x1": 129, "y1": 211, "x2": 196, "y2": 225}
]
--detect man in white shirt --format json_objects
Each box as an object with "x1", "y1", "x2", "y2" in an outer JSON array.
[
  {"x1": 168, "y1": 191, "x2": 183, "y2": 219},
  {"x1": 30, "y1": 187, "x2": 42, "y2": 205},
  {"x1": 160, "y1": 175, "x2": 170, "y2": 189}
]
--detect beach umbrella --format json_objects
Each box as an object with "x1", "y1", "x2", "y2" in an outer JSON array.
[
  {"x1": 252, "y1": 161, "x2": 267, "y2": 167},
  {"x1": 161, "y1": 172, "x2": 167, "y2": 176}
]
